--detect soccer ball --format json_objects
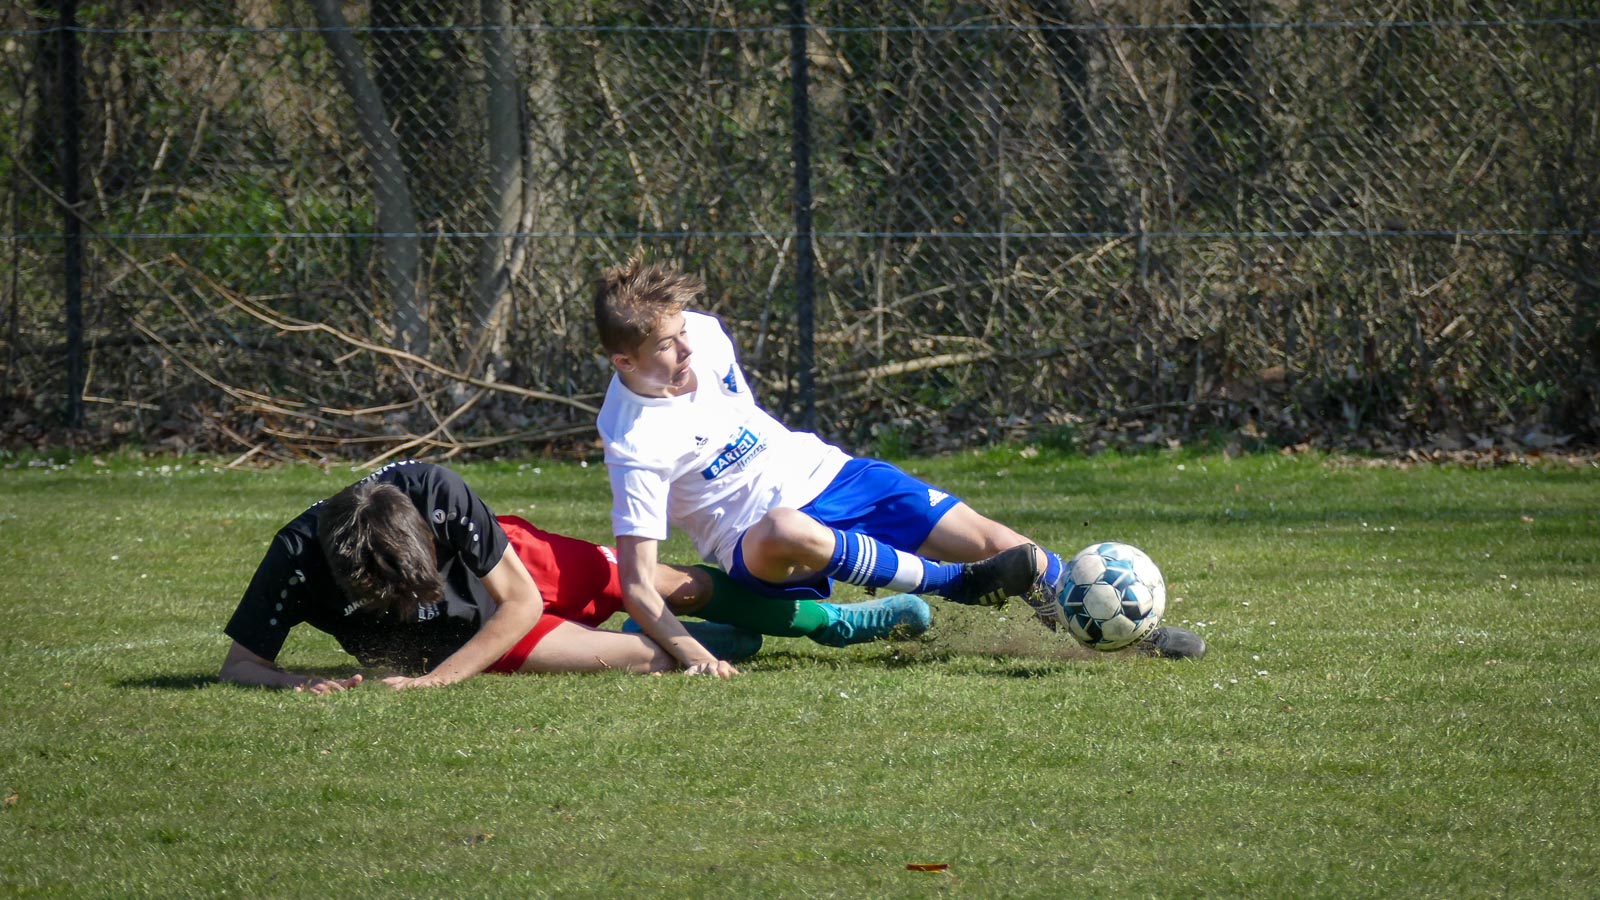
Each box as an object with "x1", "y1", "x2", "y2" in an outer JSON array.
[{"x1": 1055, "y1": 542, "x2": 1167, "y2": 651}]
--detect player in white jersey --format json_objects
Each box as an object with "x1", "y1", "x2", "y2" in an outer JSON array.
[
  {"x1": 593, "y1": 258, "x2": 1207, "y2": 673},
  {"x1": 599, "y1": 310, "x2": 850, "y2": 572}
]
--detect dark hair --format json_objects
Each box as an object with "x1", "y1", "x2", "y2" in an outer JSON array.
[
  {"x1": 594, "y1": 256, "x2": 705, "y2": 355},
  {"x1": 316, "y1": 481, "x2": 442, "y2": 618}
]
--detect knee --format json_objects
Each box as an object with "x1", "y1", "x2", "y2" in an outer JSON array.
[
  {"x1": 661, "y1": 565, "x2": 712, "y2": 614},
  {"x1": 751, "y1": 507, "x2": 824, "y2": 552},
  {"x1": 741, "y1": 509, "x2": 833, "y2": 576}
]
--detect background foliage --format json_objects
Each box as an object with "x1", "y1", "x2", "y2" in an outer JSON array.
[{"x1": 3, "y1": 2, "x2": 1597, "y2": 459}]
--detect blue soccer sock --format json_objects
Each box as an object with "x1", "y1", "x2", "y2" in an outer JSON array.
[
  {"x1": 1040, "y1": 547, "x2": 1066, "y2": 591},
  {"x1": 821, "y1": 529, "x2": 963, "y2": 595}
]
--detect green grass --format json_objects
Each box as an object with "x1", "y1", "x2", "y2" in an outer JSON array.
[{"x1": 2, "y1": 449, "x2": 1598, "y2": 897}]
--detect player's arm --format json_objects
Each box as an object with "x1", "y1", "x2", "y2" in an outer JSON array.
[
  {"x1": 218, "y1": 641, "x2": 363, "y2": 694},
  {"x1": 616, "y1": 535, "x2": 738, "y2": 678},
  {"x1": 220, "y1": 527, "x2": 363, "y2": 695},
  {"x1": 383, "y1": 545, "x2": 544, "y2": 689}
]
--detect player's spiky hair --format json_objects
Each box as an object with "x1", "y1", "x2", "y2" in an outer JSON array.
[
  {"x1": 594, "y1": 256, "x2": 705, "y2": 355},
  {"x1": 316, "y1": 481, "x2": 442, "y2": 618}
]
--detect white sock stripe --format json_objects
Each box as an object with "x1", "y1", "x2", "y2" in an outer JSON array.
[
  {"x1": 834, "y1": 530, "x2": 856, "y2": 583},
  {"x1": 855, "y1": 532, "x2": 877, "y2": 584},
  {"x1": 890, "y1": 550, "x2": 924, "y2": 593},
  {"x1": 842, "y1": 531, "x2": 867, "y2": 584}
]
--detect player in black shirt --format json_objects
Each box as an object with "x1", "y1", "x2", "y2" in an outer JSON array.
[{"x1": 220, "y1": 461, "x2": 753, "y2": 690}]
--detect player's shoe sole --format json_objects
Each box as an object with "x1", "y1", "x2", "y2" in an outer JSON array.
[
  {"x1": 1021, "y1": 560, "x2": 1066, "y2": 631},
  {"x1": 813, "y1": 594, "x2": 932, "y2": 647},
  {"x1": 950, "y1": 543, "x2": 1040, "y2": 607},
  {"x1": 1134, "y1": 626, "x2": 1207, "y2": 660},
  {"x1": 1022, "y1": 588, "x2": 1063, "y2": 631},
  {"x1": 620, "y1": 618, "x2": 764, "y2": 661}
]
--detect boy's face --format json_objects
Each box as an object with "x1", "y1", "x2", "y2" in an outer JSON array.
[{"x1": 612, "y1": 310, "x2": 696, "y2": 397}]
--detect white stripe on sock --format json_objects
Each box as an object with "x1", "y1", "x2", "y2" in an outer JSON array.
[
  {"x1": 862, "y1": 533, "x2": 879, "y2": 585},
  {"x1": 845, "y1": 532, "x2": 861, "y2": 583},
  {"x1": 887, "y1": 549, "x2": 924, "y2": 593}
]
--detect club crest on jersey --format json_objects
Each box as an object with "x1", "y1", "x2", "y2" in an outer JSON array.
[{"x1": 721, "y1": 364, "x2": 740, "y2": 394}]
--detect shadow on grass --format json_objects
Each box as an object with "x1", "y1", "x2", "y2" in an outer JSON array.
[
  {"x1": 117, "y1": 667, "x2": 361, "y2": 691},
  {"x1": 744, "y1": 634, "x2": 1100, "y2": 677},
  {"x1": 116, "y1": 673, "x2": 221, "y2": 690},
  {"x1": 737, "y1": 650, "x2": 855, "y2": 673}
]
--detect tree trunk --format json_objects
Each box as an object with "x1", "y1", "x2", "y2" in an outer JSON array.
[
  {"x1": 462, "y1": 0, "x2": 522, "y2": 380},
  {"x1": 307, "y1": 0, "x2": 426, "y2": 356},
  {"x1": 1184, "y1": 0, "x2": 1264, "y2": 220},
  {"x1": 1029, "y1": 0, "x2": 1118, "y2": 231}
]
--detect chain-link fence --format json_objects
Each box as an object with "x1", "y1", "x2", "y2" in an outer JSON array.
[{"x1": 4, "y1": 2, "x2": 1597, "y2": 461}]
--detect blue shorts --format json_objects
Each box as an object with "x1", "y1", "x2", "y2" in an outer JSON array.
[{"x1": 728, "y1": 458, "x2": 963, "y2": 600}]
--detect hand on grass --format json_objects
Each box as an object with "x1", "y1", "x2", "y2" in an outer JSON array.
[
  {"x1": 380, "y1": 674, "x2": 446, "y2": 690},
  {"x1": 295, "y1": 674, "x2": 362, "y2": 694},
  {"x1": 684, "y1": 660, "x2": 739, "y2": 678}
]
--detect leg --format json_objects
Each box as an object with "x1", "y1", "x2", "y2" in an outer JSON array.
[
  {"x1": 513, "y1": 618, "x2": 676, "y2": 674},
  {"x1": 778, "y1": 458, "x2": 1038, "y2": 601},
  {"x1": 734, "y1": 507, "x2": 836, "y2": 584},
  {"x1": 732, "y1": 503, "x2": 1020, "y2": 606},
  {"x1": 657, "y1": 562, "x2": 714, "y2": 615},
  {"x1": 921, "y1": 501, "x2": 1076, "y2": 591},
  {"x1": 737, "y1": 506, "x2": 970, "y2": 598},
  {"x1": 915, "y1": 502, "x2": 1067, "y2": 610},
  {"x1": 685, "y1": 563, "x2": 826, "y2": 637},
  {"x1": 685, "y1": 563, "x2": 930, "y2": 647},
  {"x1": 658, "y1": 561, "x2": 831, "y2": 641},
  {"x1": 914, "y1": 502, "x2": 1033, "y2": 564},
  {"x1": 491, "y1": 519, "x2": 767, "y2": 664},
  {"x1": 915, "y1": 505, "x2": 1206, "y2": 659},
  {"x1": 496, "y1": 513, "x2": 747, "y2": 634}
]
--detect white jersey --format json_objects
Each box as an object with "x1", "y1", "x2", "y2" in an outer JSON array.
[{"x1": 597, "y1": 311, "x2": 850, "y2": 569}]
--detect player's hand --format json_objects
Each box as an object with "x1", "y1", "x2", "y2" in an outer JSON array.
[
  {"x1": 683, "y1": 659, "x2": 739, "y2": 678},
  {"x1": 379, "y1": 674, "x2": 438, "y2": 690},
  {"x1": 295, "y1": 674, "x2": 362, "y2": 694}
]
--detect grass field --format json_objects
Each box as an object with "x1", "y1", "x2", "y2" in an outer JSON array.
[{"x1": 2, "y1": 449, "x2": 1598, "y2": 897}]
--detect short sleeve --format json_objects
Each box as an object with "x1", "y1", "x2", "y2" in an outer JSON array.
[
  {"x1": 609, "y1": 464, "x2": 672, "y2": 541},
  {"x1": 387, "y1": 462, "x2": 509, "y2": 578},
  {"x1": 223, "y1": 526, "x2": 320, "y2": 660}
]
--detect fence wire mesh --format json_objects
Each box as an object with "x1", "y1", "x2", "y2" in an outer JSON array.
[{"x1": 3, "y1": 2, "x2": 1597, "y2": 460}]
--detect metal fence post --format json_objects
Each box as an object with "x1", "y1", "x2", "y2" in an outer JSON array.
[
  {"x1": 789, "y1": 0, "x2": 816, "y2": 431},
  {"x1": 57, "y1": 0, "x2": 84, "y2": 428}
]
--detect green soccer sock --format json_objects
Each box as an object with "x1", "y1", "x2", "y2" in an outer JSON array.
[{"x1": 691, "y1": 564, "x2": 832, "y2": 638}]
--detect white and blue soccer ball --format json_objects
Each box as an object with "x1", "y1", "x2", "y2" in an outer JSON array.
[{"x1": 1055, "y1": 542, "x2": 1167, "y2": 651}]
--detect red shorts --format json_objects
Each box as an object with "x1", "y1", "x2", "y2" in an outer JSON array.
[{"x1": 486, "y1": 515, "x2": 626, "y2": 673}]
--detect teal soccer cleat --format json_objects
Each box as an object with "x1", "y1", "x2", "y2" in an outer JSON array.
[
  {"x1": 813, "y1": 594, "x2": 933, "y2": 647},
  {"x1": 620, "y1": 618, "x2": 764, "y2": 661}
]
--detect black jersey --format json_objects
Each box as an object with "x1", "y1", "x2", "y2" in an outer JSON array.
[{"x1": 224, "y1": 461, "x2": 510, "y2": 673}]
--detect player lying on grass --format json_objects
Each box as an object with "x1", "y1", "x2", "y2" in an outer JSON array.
[
  {"x1": 219, "y1": 460, "x2": 936, "y2": 691},
  {"x1": 219, "y1": 460, "x2": 765, "y2": 689},
  {"x1": 592, "y1": 257, "x2": 1206, "y2": 663}
]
